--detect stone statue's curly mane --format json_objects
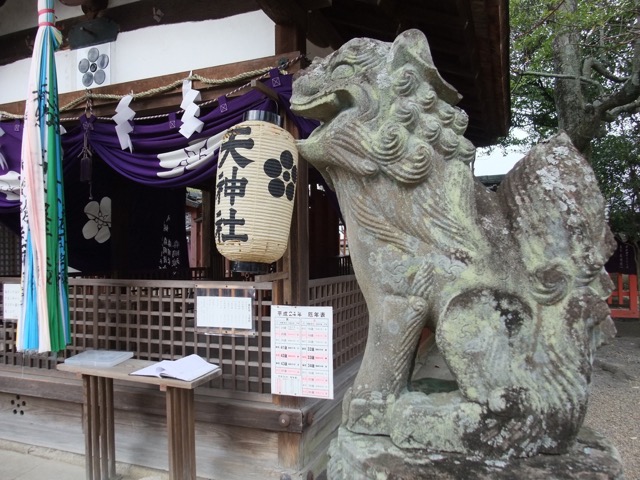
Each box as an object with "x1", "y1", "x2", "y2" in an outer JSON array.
[
  {"x1": 368, "y1": 65, "x2": 477, "y2": 184},
  {"x1": 291, "y1": 29, "x2": 616, "y2": 462}
]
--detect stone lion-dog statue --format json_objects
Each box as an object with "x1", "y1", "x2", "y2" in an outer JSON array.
[{"x1": 291, "y1": 29, "x2": 615, "y2": 458}]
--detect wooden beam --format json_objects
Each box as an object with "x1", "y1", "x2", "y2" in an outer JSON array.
[
  {"x1": 255, "y1": 0, "x2": 305, "y2": 25},
  {"x1": 301, "y1": 0, "x2": 332, "y2": 8},
  {"x1": 325, "y1": 7, "x2": 398, "y2": 41},
  {"x1": 275, "y1": 24, "x2": 307, "y2": 60},
  {"x1": 256, "y1": 0, "x2": 343, "y2": 49},
  {"x1": 0, "y1": 51, "x2": 302, "y2": 119},
  {"x1": 250, "y1": 79, "x2": 281, "y2": 103},
  {"x1": 0, "y1": 369, "x2": 306, "y2": 433},
  {"x1": 0, "y1": 0, "x2": 259, "y2": 66}
]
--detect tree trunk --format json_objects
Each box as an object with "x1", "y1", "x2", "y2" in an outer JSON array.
[{"x1": 552, "y1": 0, "x2": 596, "y2": 155}]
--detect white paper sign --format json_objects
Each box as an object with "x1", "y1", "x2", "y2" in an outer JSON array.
[
  {"x1": 3, "y1": 283, "x2": 20, "y2": 321},
  {"x1": 196, "y1": 295, "x2": 252, "y2": 329},
  {"x1": 271, "y1": 305, "x2": 334, "y2": 399}
]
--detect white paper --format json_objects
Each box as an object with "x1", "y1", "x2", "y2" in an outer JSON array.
[
  {"x1": 270, "y1": 305, "x2": 334, "y2": 399},
  {"x1": 196, "y1": 295, "x2": 253, "y2": 329},
  {"x1": 2, "y1": 283, "x2": 21, "y2": 320},
  {"x1": 130, "y1": 354, "x2": 219, "y2": 382},
  {"x1": 179, "y1": 78, "x2": 203, "y2": 139},
  {"x1": 112, "y1": 95, "x2": 136, "y2": 151}
]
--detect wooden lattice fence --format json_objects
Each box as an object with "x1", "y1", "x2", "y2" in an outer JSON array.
[{"x1": 0, "y1": 275, "x2": 368, "y2": 394}]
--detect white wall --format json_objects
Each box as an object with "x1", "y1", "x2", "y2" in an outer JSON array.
[{"x1": 0, "y1": 7, "x2": 275, "y2": 105}]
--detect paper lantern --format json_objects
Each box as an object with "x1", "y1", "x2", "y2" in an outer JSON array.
[{"x1": 215, "y1": 111, "x2": 298, "y2": 271}]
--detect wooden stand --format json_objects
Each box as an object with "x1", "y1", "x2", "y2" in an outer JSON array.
[{"x1": 58, "y1": 358, "x2": 221, "y2": 480}]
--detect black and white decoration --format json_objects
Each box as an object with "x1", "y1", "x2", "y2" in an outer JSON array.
[{"x1": 76, "y1": 43, "x2": 111, "y2": 89}]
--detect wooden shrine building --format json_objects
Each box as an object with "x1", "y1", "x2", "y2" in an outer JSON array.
[{"x1": 0, "y1": 1, "x2": 509, "y2": 478}]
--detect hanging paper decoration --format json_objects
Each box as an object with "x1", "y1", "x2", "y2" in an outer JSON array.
[
  {"x1": 113, "y1": 94, "x2": 135, "y2": 151},
  {"x1": 0, "y1": 125, "x2": 7, "y2": 171},
  {"x1": 215, "y1": 111, "x2": 298, "y2": 267},
  {"x1": 179, "y1": 76, "x2": 204, "y2": 139}
]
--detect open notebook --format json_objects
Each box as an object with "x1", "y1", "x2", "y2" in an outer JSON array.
[{"x1": 130, "y1": 354, "x2": 219, "y2": 382}]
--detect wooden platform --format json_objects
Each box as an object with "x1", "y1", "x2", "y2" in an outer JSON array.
[{"x1": 0, "y1": 275, "x2": 367, "y2": 478}]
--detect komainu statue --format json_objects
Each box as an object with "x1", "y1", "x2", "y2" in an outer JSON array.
[{"x1": 291, "y1": 29, "x2": 623, "y2": 477}]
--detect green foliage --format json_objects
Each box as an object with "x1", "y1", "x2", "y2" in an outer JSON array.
[
  {"x1": 591, "y1": 121, "x2": 640, "y2": 241},
  {"x1": 508, "y1": 0, "x2": 640, "y2": 238},
  {"x1": 508, "y1": 0, "x2": 640, "y2": 147}
]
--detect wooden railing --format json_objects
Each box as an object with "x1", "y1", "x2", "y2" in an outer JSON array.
[
  {"x1": 308, "y1": 275, "x2": 368, "y2": 370},
  {"x1": 0, "y1": 274, "x2": 368, "y2": 394},
  {"x1": 608, "y1": 273, "x2": 640, "y2": 319}
]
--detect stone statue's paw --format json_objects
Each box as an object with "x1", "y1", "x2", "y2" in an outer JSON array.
[
  {"x1": 345, "y1": 390, "x2": 395, "y2": 435},
  {"x1": 388, "y1": 390, "x2": 483, "y2": 453},
  {"x1": 487, "y1": 386, "x2": 530, "y2": 415}
]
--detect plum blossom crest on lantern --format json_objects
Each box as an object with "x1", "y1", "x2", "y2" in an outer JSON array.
[{"x1": 264, "y1": 150, "x2": 297, "y2": 201}]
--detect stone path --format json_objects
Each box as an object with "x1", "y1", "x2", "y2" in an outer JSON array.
[{"x1": 584, "y1": 319, "x2": 640, "y2": 480}]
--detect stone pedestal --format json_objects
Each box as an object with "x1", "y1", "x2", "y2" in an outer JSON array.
[{"x1": 327, "y1": 427, "x2": 624, "y2": 479}]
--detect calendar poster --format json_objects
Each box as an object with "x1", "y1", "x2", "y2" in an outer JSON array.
[{"x1": 271, "y1": 305, "x2": 333, "y2": 399}]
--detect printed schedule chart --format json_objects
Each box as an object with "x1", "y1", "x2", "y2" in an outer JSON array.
[{"x1": 270, "y1": 305, "x2": 334, "y2": 399}]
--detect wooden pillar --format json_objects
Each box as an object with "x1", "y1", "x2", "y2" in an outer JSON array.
[
  {"x1": 201, "y1": 189, "x2": 213, "y2": 277},
  {"x1": 275, "y1": 23, "x2": 306, "y2": 57},
  {"x1": 273, "y1": 23, "x2": 309, "y2": 472},
  {"x1": 277, "y1": 23, "x2": 308, "y2": 307}
]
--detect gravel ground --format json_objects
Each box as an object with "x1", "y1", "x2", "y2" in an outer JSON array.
[{"x1": 584, "y1": 319, "x2": 640, "y2": 480}]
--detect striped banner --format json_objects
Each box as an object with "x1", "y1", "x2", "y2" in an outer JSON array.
[{"x1": 18, "y1": 0, "x2": 70, "y2": 353}]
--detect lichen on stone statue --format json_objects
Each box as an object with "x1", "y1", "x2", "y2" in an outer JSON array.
[{"x1": 291, "y1": 27, "x2": 619, "y2": 473}]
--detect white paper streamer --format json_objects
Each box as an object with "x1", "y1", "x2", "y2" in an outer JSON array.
[
  {"x1": 113, "y1": 94, "x2": 135, "y2": 151},
  {"x1": 179, "y1": 77, "x2": 204, "y2": 139},
  {"x1": 0, "y1": 126, "x2": 6, "y2": 171}
]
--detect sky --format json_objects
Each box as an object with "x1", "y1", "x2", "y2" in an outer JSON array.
[
  {"x1": 472, "y1": 129, "x2": 530, "y2": 177},
  {"x1": 473, "y1": 146, "x2": 525, "y2": 177}
]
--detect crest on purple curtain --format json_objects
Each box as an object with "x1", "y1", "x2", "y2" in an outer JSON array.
[
  {"x1": 0, "y1": 73, "x2": 318, "y2": 214},
  {"x1": 0, "y1": 72, "x2": 319, "y2": 278}
]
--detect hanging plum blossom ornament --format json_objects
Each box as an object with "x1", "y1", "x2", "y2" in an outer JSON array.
[{"x1": 82, "y1": 196, "x2": 112, "y2": 244}]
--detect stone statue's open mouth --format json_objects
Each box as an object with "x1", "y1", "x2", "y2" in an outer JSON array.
[{"x1": 291, "y1": 91, "x2": 348, "y2": 124}]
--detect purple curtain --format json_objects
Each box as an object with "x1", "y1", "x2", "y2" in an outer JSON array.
[
  {"x1": 0, "y1": 119, "x2": 22, "y2": 213},
  {"x1": 0, "y1": 72, "x2": 318, "y2": 213}
]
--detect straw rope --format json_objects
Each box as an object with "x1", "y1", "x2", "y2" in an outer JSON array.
[{"x1": 0, "y1": 54, "x2": 306, "y2": 122}]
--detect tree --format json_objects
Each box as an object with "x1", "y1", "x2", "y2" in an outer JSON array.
[
  {"x1": 591, "y1": 120, "x2": 640, "y2": 240},
  {"x1": 509, "y1": 0, "x2": 640, "y2": 243},
  {"x1": 509, "y1": 0, "x2": 640, "y2": 156}
]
